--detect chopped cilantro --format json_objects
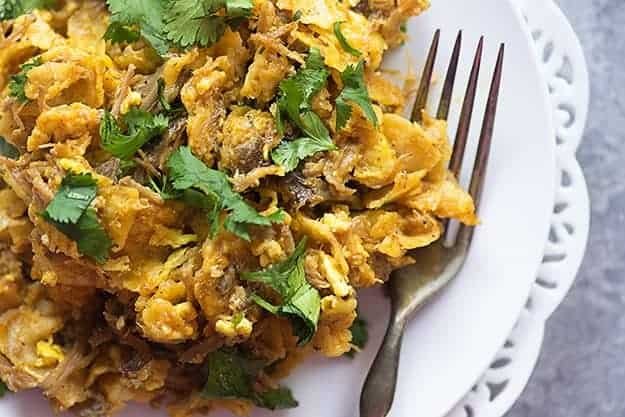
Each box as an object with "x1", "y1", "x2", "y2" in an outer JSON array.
[
  {"x1": 336, "y1": 60, "x2": 378, "y2": 130},
  {"x1": 271, "y1": 137, "x2": 336, "y2": 173},
  {"x1": 0, "y1": 137, "x2": 19, "y2": 159},
  {"x1": 242, "y1": 238, "x2": 321, "y2": 345},
  {"x1": 0, "y1": 0, "x2": 56, "y2": 20},
  {"x1": 104, "y1": 0, "x2": 170, "y2": 55},
  {"x1": 157, "y1": 79, "x2": 186, "y2": 116},
  {"x1": 202, "y1": 350, "x2": 298, "y2": 410},
  {"x1": 400, "y1": 21, "x2": 407, "y2": 33},
  {"x1": 256, "y1": 387, "x2": 299, "y2": 410},
  {"x1": 42, "y1": 173, "x2": 97, "y2": 224},
  {"x1": 163, "y1": 0, "x2": 253, "y2": 49},
  {"x1": 104, "y1": 0, "x2": 254, "y2": 55},
  {"x1": 0, "y1": 380, "x2": 9, "y2": 397},
  {"x1": 103, "y1": 21, "x2": 141, "y2": 43},
  {"x1": 292, "y1": 9, "x2": 302, "y2": 21},
  {"x1": 8, "y1": 57, "x2": 42, "y2": 103},
  {"x1": 118, "y1": 159, "x2": 137, "y2": 176},
  {"x1": 165, "y1": 147, "x2": 284, "y2": 241},
  {"x1": 99, "y1": 109, "x2": 168, "y2": 160},
  {"x1": 345, "y1": 314, "x2": 368, "y2": 358},
  {"x1": 271, "y1": 49, "x2": 336, "y2": 172},
  {"x1": 157, "y1": 79, "x2": 172, "y2": 112},
  {"x1": 333, "y1": 21, "x2": 362, "y2": 57},
  {"x1": 42, "y1": 173, "x2": 111, "y2": 263}
]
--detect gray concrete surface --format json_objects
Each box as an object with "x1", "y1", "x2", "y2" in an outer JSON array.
[{"x1": 508, "y1": 1, "x2": 625, "y2": 416}]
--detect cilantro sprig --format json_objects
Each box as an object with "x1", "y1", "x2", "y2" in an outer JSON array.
[
  {"x1": 271, "y1": 49, "x2": 337, "y2": 172},
  {"x1": 164, "y1": 147, "x2": 284, "y2": 241},
  {"x1": 42, "y1": 173, "x2": 112, "y2": 263},
  {"x1": 336, "y1": 60, "x2": 378, "y2": 130},
  {"x1": 202, "y1": 350, "x2": 298, "y2": 410},
  {"x1": 100, "y1": 109, "x2": 168, "y2": 160},
  {"x1": 104, "y1": 0, "x2": 169, "y2": 55},
  {"x1": 333, "y1": 21, "x2": 362, "y2": 57},
  {"x1": 0, "y1": 137, "x2": 19, "y2": 159},
  {"x1": 345, "y1": 313, "x2": 368, "y2": 358},
  {"x1": 0, "y1": 0, "x2": 56, "y2": 20},
  {"x1": 8, "y1": 57, "x2": 42, "y2": 103},
  {"x1": 164, "y1": 0, "x2": 253, "y2": 49},
  {"x1": 0, "y1": 380, "x2": 9, "y2": 397},
  {"x1": 103, "y1": 0, "x2": 254, "y2": 54},
  {"x1": 242, "y1": 238, "x2": 321, "y2": 346}
]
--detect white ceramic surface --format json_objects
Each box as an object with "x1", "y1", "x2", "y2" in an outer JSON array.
[
  {"x1": 0, "y1": 0, "x2": 557, "y2": 416},
  {"x1": 449, "y1": 0, "x2": 591, "y2": 415}
]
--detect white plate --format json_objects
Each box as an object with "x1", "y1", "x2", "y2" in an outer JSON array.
[{"x1": 0, "y1": 0, "x2": 555, "y2": 416}]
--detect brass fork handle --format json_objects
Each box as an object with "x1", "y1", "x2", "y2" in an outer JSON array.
[{"x1": 360, "y1": 313, "x2": 407, "y2": 417}]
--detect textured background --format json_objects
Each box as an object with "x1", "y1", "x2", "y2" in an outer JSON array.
[{"x1": 508, "y1": 0, "x2": 625, "y2": 416}]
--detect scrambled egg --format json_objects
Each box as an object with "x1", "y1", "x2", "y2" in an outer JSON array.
[{"x1": 0, "y1": 0, "x2": 478, "y2": 416}]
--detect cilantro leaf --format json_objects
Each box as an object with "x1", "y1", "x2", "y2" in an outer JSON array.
[
  {"x1": 256, "y1": 387, "x2": 299, "y2": 410},
  {"x1": 42, "y1": 173, "x2": 97, "y2": 224},
  {"x1": 202, "y1": 350, "x2": 298, "y2": 410},
  {"x1": 276, "y1": 48, "x2": 329, "y2": 136},
  {"x1": 345, "y1": 314, "x2": 368, "y2": 358},
  {"x1": 272, "y1": 137, "x2": 336, "y2": 173},
  {"x1": 0, "y1": 380, "x2": 9, "y2": 397},
  {"x1": 8, "y1": 57, "x2": 42, "y2": 103},
  {"x1": 0, "y1": 137, "x2": 19, "y2": 159},
  {"x1": 0, "y1": 0, "x2": 55, "y2": 20},
  {"x1": 163, "y1": 0, "x2": 253, "y2": 49},
  {"x1": 103, "y1": 21, "x2": 141, "y2": 43},
  {"x1": 242, "y1": 238, "x2": 321, "y2": 345},
  {"x1": 202, "y1": 350, "x2": 261, "y2": 400},
  {"x1": 272, "y1": 49, "x2": 336, "y2": 172},
  {"x1": 336, "y1": 60, "x2": 378, "y2": 130},
  {"x1": 157, "y1": 79, "x2": 186, "y2": 116},
  {"x1": 64, "y1": 208, "x2": 112, "y2": 264},
  {"x1": 166, "y1": 147, "x2": 284, "y2": 241},
  {"x1": 42, "y1": 173, "x2": 111, "y2": 263},
  {"x1": 333, "y1": 21, "x2": 362, "y2": 57},
  {"x1": 100, "y1": 109, "x2": 168, "y2": 160},
  {"x1": 104, "y1": 0, "x2": 170, "y2": 55}
]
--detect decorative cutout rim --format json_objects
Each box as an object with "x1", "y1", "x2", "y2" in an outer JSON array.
[{"x1": 447, "y1": 0, "x2": 591, "y2": 416}]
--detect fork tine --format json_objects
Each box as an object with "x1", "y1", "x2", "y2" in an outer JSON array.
[
  {"x1": 411, "y1": 29, "x2": 440, "y2": 123},
  {"x1": 448, "y1": 36, "x2": 484, "y2": 178},
  {"x1": 468, "y1": 43, "x2": 505, "y2": 206},
  {"x1": 457, "y1": 43, "x2": 505, "y2": 245},
  {"x1": 436, "y1": 31, "x2": 462, "y2": 121}
]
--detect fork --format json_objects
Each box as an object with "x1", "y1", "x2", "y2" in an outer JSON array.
[{"x1": 359, "y1": 30, "x2": 505, "y2": 417}]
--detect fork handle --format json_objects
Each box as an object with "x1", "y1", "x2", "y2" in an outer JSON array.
[{"x1": 360, "y1": 312, "x2": 407, "y2": 417}]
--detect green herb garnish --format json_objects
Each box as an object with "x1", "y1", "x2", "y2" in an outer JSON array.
[
  {"x1": 0, "y1": 380, "x2": 9, "y2": 397},
  {"x1": 104, "y1": 0, "x2": 254, "y2": 53},
  {"x1": 164, "y1": 0, "x2": 254, "y2": 48},
  {"x1": 165, "y1": 146, "x2": 284, "y2": 241},
  {"x1": 202, "y1": 350, "x2": 298, "y2": 410},
  {"x1": 242, "y1": 238, "x2": 320, "y2": 345},
  {"x1": 336, "y1": 60, "x2": 378, "y2": 130},
  {"x1": 0, "y1": 0, "x2": 56, "y2": 20},
  {"x1": 42, "y1": 173, "x2": 111, "y2": 263},
  {"x1": 271, "y1": 49, "x2": 336, "y2": 172},
  {"x1": 333, "y1": 21, "x2": 361, "y2": 57},
  {"x1": 8, "y1": 57, "x2": 42, "y2": 103},
  {"x1": 100, "y1": 109, "x2": 168, "y2": 160},
  {"x1": 345, "y1": 314, "x2": 368, "y2": 358},
  {"x1": 0, "y1": 137, "x2": 19, "y2": 159},
  {"x1": 104, "y1": 0, "x2": 169, "y2": 55}
]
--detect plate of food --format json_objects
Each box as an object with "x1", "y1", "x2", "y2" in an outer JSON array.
[{"x1": 0, "y1": 0, "x2": 554, "y2": 416}]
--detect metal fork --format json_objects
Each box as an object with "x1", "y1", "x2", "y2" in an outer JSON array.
[{"x1": 360, "y1": 30, "x2": 505, "y2": 417}]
